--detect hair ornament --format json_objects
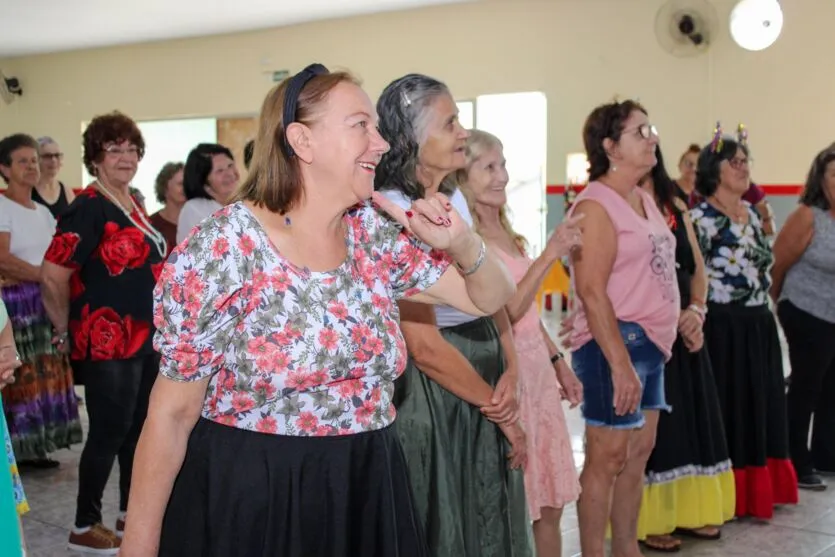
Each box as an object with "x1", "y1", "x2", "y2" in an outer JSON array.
[
  {"x1": 737, "y1": 123, "x2": 748, "y2": 146},
  {"x1": 710, "y1": 121, "x2": 724, "y2": 153},
  {"x1": 400, "y1": 90, "x2": 412, "y2": 108}
]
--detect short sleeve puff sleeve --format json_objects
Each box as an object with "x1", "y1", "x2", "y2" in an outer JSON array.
[{"x1": 153, "y1": 232, "x2": 244, "y2": 382}]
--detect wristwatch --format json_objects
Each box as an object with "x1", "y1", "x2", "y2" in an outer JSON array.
[{"x1": 550, "y1": 352, "x2": 563, "y2": 365}]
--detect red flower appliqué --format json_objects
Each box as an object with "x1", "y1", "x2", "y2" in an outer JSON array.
[
  {"x1": 44, "y1": 232, "x2": 81, "y2": 266},
  {"x1": 98, "y1": 222, "x2": 150, "y2": 276}
]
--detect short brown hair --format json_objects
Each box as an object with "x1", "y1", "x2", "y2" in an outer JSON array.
[
  {"x1": 0, "y1": 133, "x2": 38, "y2": 183},
  {"x1": 82, "y1": 111, "x2": 145, "y2": 175},
  {"x1": 235, "y1": 71, "x2": 360, "y2": 214},
  {"x1": 154, "y1": 161, "x2": 184, "y2": 204},
  {"x1": 582, "y1": 99, "x2": 647, "y2": 181}
]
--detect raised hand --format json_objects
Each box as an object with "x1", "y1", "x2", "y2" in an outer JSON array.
[
  {"x1": 372, "y1": 191, "x2": 474, "y2": 257},
  {"x1": 543, "y1": 213, "x2": 585, "y2": 262}
]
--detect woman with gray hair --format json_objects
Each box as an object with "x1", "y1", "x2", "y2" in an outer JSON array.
[
  {"x1": 34, "y1": 136, "x2": 75, "y2": 218},
  {"x1": 375, "y1": 74, "x2": 531, "y2": 557}
]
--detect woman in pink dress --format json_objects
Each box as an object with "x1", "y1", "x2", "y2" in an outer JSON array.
[{"x1": 459, "y1": 129, "x2": 583, "y2": 556}]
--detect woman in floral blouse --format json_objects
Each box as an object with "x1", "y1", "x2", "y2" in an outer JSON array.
[
  {"x1": 41, "y1": 112, "x2": 167, "y2": 554},
  {"x1": 119, "y1": 64, "x2": 515, "y2": 557},
  {"x1": 689, "y1": 130, "x2": 798, "y2": 521}
]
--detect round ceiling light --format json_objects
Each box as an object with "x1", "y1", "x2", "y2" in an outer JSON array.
[{"x1": 729, "y1": 0, "x2": 784, "y2": 51}]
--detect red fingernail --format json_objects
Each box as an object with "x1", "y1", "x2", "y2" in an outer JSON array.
[
  {"x1": 405, "y1": 211, "x2": 414, "y2": 218},
  {"x1": 444, "y1": 218, "x2": 451, "y2": 226},
  {"x1": 445, "y1": 203, "x2": 452, "y2": 210},
  {"x1": 436, "y1": 217, "x2": 444, "y2": 224}
]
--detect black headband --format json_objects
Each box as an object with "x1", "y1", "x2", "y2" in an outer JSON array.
[{"x1": 282, "y1": 63, "x2": 329, "y2": 156}]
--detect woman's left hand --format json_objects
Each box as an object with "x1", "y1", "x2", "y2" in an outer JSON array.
[
  {"x1": 482, "y1": 370, "x2": 519, "y2": 425},
  {"x1": 0, "y1": 346, "x2": 22, "y2": 390},
  {"x1": 678, "y1": 308, "x2": 702, "y2": 340},
  {"x1": 555, "y1": 360, "x2": 583, "y2": 408},
  {"x1": 372, "y1": 191, "x2": 473, "y2": 256}
]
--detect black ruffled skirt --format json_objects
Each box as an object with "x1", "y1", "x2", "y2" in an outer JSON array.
[{"x1": 159, "y1": 418, "x2": 427, "y2": 557}]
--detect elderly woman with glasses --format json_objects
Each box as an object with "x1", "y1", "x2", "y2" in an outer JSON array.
[
  {"x1": 41, "y1": 112, "x2": 167, "y2": 554},
  {"x1": 34, "y1": 136, "x2": 75, "y2": 219},
  {"x1": 689, "y1": 126, "x2": 798, "y2": 521}
]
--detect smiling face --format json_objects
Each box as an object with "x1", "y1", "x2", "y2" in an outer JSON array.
[
  {"x1": 718, "y1": 147, "x2": 750, "y2": 195},
  {"x1": 463, "y1": 142, "x2": 509, "y2": 209},
  {"x1": 38, "y1": 141, "x2": 63, "y2": 180},
  {"x1": 303, "y1": 81, "x2": 390, "y2": 204},
  {"x1": 417, "y1": 94, "x2": 470, "y2": 175},
  {"x1": 205, "y1": 154, "x2": 239, "y2": 203},
  {"x1": 97, "y1": 140, "x2": 140, "y2": 187},
  {"x1": 0, "y1": 146, "x2": 40, "y2": 189}
]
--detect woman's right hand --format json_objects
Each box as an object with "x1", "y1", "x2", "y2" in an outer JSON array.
[
  {"x1": 498, "y1": 421, "x2": 527, "y2": 470},
  {"x1": 611, "y1": 363, "x2": 642, "y2": 416},
  {"x1": 543, "y1": 213, "x2": 585, "y2": 262}
]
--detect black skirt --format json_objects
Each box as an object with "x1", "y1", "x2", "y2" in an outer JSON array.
[
  {"x1": 159, "y1": 418, "x2": 428, "y2": 557},
  {"x1": 645, "y1": 337, "x2": 730, "y2": 479},
  {"x1": 704, "y1": 303, "x2": 798, "y2": 518}
]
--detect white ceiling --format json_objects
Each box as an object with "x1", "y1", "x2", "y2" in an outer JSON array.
[{"x1": 0, "y1": 0, "x2": 472, "y2": 57}]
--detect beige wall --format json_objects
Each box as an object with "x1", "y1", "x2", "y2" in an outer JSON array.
[{"x1": 0, "y1": 0, "x2": 832, "y2": 189}]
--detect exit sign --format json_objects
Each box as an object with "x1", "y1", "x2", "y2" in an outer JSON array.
[{"x1": 272, "y1": 70, "x2": 290, "y2": 82}]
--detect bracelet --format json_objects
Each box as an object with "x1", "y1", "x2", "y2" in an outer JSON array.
[
  {"x1": 550, "y1": 352, "x2": 563, "y2": 365},
  {"x1": 454, "y1": 237, "x2": 487, "y2": 277},
  {"x1": 687, "y1": 304, "x2": 707, "y2": 319}
]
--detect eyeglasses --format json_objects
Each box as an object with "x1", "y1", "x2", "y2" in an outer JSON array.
[
  {"x1": 40, "y1": 153, "x2": 63, "y2": 161},
  {"x1": 104, "y1": 145, "x2": 141, "y2": 158},
  {"x1": 728, "y1": 157, "x2": 750, "y2": 170},
  {"x1": 624, "y1": 123, "x2": 659, "y2": 140}
]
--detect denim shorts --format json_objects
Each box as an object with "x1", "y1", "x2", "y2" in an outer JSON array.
[{"x1": 571, "y1": 321, "x2": 670, "y2": 429}]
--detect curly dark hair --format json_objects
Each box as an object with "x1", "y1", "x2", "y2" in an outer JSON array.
[
  {"x1": 582, "y1": 99, "x2": 647, "y2": 181},
  {"x1": 154, "y1": 161, "x2": 185, "y2": 204},
  {"x1": 0, "y1": 133, "x2": 38, "y2": 183},
  {"x1": 82, "y1": 111, "x2": 145, "y2": 175},
  {"x1": 374, "y1": 73, "x2": 456, "y2": 200},
  {"x1": 695, "y1": 139, "x2": 748, "y2": 198},
  {"x1": 800, "y1": 145, "x2": 835, "y2": 211}
]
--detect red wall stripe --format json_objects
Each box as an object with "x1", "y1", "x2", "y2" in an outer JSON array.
[{"x1": 546, "y1": 184, "x2": 803, "y2": 196}]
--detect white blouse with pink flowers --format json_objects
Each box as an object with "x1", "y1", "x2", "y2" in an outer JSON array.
[{"x1": 153, "y1": 201, "x2": 450, "y2": 436}]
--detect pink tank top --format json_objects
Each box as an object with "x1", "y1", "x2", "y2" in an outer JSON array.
[{"x1": 568, "y1": 181, "x2": 680, "y2": 359}]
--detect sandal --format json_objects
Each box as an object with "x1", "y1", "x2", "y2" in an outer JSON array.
[
  {"x1": 674, "y1": 526, "x2": 721, "y2": 540},
  {"x1": 641, "y1": 535, "x2": 682, "y2": 553}
]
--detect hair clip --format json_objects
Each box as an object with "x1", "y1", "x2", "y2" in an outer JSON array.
[
  {"x1": 401, "y1": 90, "x2": 412, "y2": 108},
  {"x1": 737, "y1": 123, "x2": 748, "y2": 146},
  {"x1": 710, "y1": 121, "x2": 724, "y2": 153}
]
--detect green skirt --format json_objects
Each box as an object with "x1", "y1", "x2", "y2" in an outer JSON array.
[{"x1": 393, "y1": 316, "x2": 532, "y2": 557}]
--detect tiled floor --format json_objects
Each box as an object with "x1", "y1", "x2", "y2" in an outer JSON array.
[
  {"x1": 19, "y1": 402, "x2": 835, "y2": 556},
  {"x1": 16, "y1": 318, "x2": 827, "y2": 556}
]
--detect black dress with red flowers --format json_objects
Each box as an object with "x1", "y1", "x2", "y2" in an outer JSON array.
[{"x1": 44, "y1": 186, "x2": 166, "y2": 364}]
